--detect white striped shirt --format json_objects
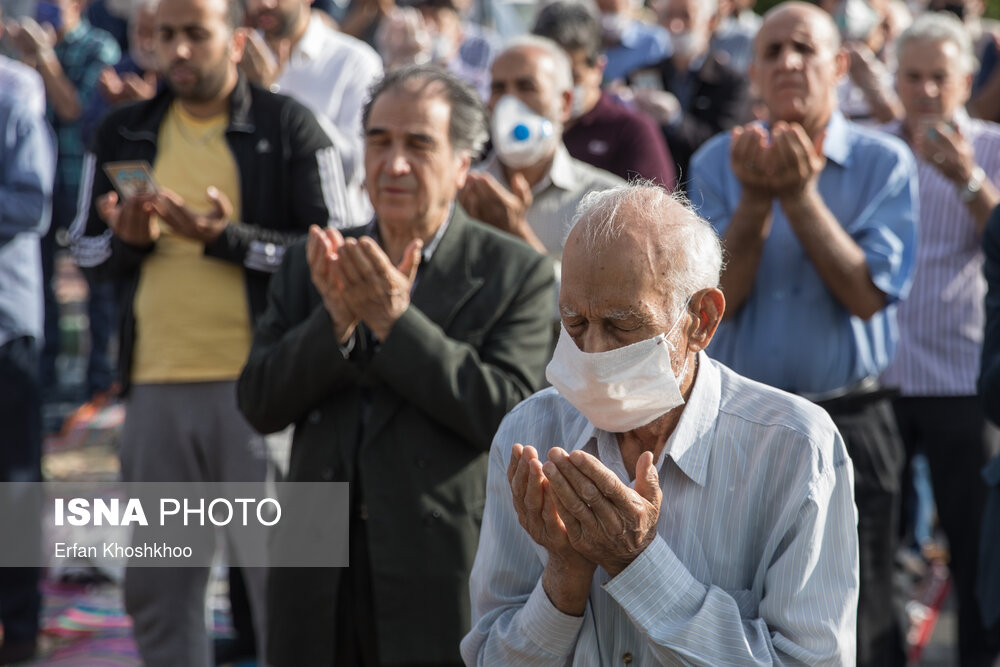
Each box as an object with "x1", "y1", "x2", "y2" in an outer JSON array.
[
  {"x1": 880, "y1": 113, "x2": 1000, "y2": 396},
  {"x1": 462, "y1": 352, "x2": 859, "y2": 666}
]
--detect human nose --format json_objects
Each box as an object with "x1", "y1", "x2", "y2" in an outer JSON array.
[
  {"x1": 576, "y1": 326, "x2": 614, "y2": 354},
  {"x1": 775, "y1": 45, "x2": 803, "y2": 70},
  {"x1": 919, "y1": 78, "x2": 940, "y2": 98},
  {"x1": 384, "y1": 147, "x2": 411, "y2": 176}
]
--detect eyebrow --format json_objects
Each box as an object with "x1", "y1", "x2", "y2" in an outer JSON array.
[{"x1": 365, "y1": 128, "x2": 436, "y2": 144}]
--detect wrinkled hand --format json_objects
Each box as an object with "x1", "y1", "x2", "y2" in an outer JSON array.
[
  {"x1": 916, "y1": 120, "x2": 977, "y2": 185},
  {"x1": 98, "y1": 67, "x2": 126, "y2": 104},
  {"x1": 633, "y1": 88, "x2": 681, "y2": 126},
  {"x1": 239, "y1": 30, "x2": 290, "y2": 89},
  {"x1": 542, "y1": 447, "x2": 661, "y2": 577},
  {"x1": 508, "y1": 444, "x2": 596, "y2": 577},
  {"x1": 97, "y1": 191, "x2": 160, "y2": 246},
  {"x1": 329, "y1": 235, "x2": 421, "y2": 341},
  {"x1": 458, "y1": 171, "x2": 532, "y2": 237},
  {"x1": 375, "y1": 7, "x2": 432, "y2": 68},
  {"x1": 768, "y1": 121, "x2": 825, "y2": 199},
  {"x1": 306, "y1": 225, "x2": 358, "y2": 344},
  {"x1": 7, "y1": 17, "x2": 55, "y2": 60},
  {"x1": 153, "y1": 186, "x2": 231, "y2": 244},
  {"x1": 730, "y1": 123, "x2": 775, "y2": 198}
]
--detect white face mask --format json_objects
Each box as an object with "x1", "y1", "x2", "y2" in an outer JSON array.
[
  {"x1": 546, "y1": 310, "x2": 690, "y2": 433},
  {"x1": 491, "y1": 95, "x2": 558, "y2": 170}
]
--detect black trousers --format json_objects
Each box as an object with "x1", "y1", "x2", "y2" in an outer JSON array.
[
  {"x1": 0, "y1": 337, "x2": 42, "y2": 644},
  {"x1": 894, "y1": 396, "x2": 1000, "y2": 667},
  {"x1": 816, "y1": 394, "x2": 906, "y2": 667}
]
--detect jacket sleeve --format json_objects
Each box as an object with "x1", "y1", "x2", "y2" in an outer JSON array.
[
  {"x1": 203, "y1": 99, "x2": 347, "y2": 274},
  {"x1": 69, "y1": 118, "x2": 156, "y2": 280},
  {"x1": 367, "y1": 250, "x2": 555, "y2": 451},
  {"x1": 237, "y1": 239, "x2": 363, "y2": 434},
  {"x1": 981, "y1": 205, "x2": 1000, "y2": 423}
]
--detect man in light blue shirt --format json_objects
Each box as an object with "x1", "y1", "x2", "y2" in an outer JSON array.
[
  {"x1": 0, "y1": 18, "x2": 55, "y2": 662},
  {"x1": 688, "y1": 4, "x2": 917, "y2": 666},
  {"x1": 463, "y1": 183, "x2": 859, "y2": 666}
]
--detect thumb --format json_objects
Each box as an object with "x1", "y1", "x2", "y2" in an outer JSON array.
[
  {"x1": 633, "y1": 451, "x2": 661, "y2": 505},
  {"x1": 206, "y1": 186, "x2": 231, "y2": 220},
  {"x1": 510, "y1": 172, "x2": 533, "y2": 209},
  {"x1": 813, "y1": 130, "x2": 826, "y2": 158},
  {"x1": 398, "y1": 238, "x2": 423, "y2": 283},
  {"x1": 143, "y1": 70, "x2": 157, "y2": 88}
]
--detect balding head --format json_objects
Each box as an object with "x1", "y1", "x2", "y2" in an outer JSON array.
[
  {"x1": 558, "y1": 184, "x2": 724, "y2": 367},
  {"x1": 751, "y1": 1, "x2": 847, "y2": 137}
]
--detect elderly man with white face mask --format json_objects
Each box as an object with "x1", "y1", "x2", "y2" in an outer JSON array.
[{"x1": 462, "y1": 183, "x2": 860, "y2": 667}]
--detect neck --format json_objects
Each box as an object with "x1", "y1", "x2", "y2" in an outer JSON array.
[
  {"x1": 616, "y1": 351, "x2": 698, "y2": 477},
  {"x1": 179, "y1": 70, "x2": 237, "y2": 119},
  {"x1": 377, "y1": 209, "x2": 448, "y2": 264},
  {"x1": 801, "y1": 110, "x2": 832, "y2": 144},
  {"x1": 501, "y1": 151, "x2": 555, "y2": 190}
]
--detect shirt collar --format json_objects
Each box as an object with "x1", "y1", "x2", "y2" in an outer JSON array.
[
  {"x1": 821, "y1": 110, "x2": 851, "y2": 168},
  {"x1": 293, "y1": 14, "x2": 326, "y2": 62},
  {"x1": 568, "y1": 350, "x2": 720, "y2": 487},
  {"x1": 482, "y1": 143, "x2": 575, "y2": 194}
]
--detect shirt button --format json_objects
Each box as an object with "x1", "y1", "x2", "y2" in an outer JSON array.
[
  {"x1": 307, "y1": 410, "x2": 321, "y2": 424},
  {"x1": 622, "y1": 653, "x2": 633, "y2": 664},
  {"x1": 415, "y1": 458, "x2": 428, "y2": 469}
]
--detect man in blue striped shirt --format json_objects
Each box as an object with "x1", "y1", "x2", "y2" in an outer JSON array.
[{"x1": 463, "y1": 183, "x2": 859, "y2": 666}]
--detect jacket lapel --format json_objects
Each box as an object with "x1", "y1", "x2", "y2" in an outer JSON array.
[{"x1": 361, "y1": 207, "x2": 485, "y2": 447}]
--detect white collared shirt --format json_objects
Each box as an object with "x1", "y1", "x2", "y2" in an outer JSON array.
[
  {"x1": 462, "y1": 352, "x2": 860, "y2": 666},
  {"x1": 269, "y1": 15, "x2": 383, "y2": 227},
  {"x1": 479, "y1": 143, "x2": 623, "y2": 256}
]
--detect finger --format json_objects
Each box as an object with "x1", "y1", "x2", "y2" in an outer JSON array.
[
  {"x1": 633, "y1": 450, "x2": 661, "y2": 506},
  {"x1": 509, "y1": 172, "x2": 533, "y2": 208},
  {"x1": 507, "y1": 442, "x2": 525, "y2": 486},
  {"x1": 355, "y1": 237, "x2": 394, "y2": 282},
  {"x1": 548, "y1": 485, "x2": 584, "y2": 544},
  {"x1": 523, "y1": 458, "x2": 545, "y2": 515},
  {"x1": 567, "y1": 449, "x2": 634, "y2": 507},
  {"x1": 542, "y1": 457, "x2": 592, "y2": 522},
  {"x1": 336, "y1": 238, "x2": 366, "y2": 284},
  {"x1": 398, "y1": 238, "x2": 423, "y2": 283}
]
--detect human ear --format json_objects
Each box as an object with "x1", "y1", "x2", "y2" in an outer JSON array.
[{"x1": 687, "y1": 288, "x2": 725, "y2": 352}]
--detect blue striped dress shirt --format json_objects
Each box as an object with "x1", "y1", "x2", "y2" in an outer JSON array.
[
  {"x1": 462, "y1": 352, "x2": 859, "y2": 666},
  {"x1": 879, "y1": 112, "x2": 1000, "y2": 396}
]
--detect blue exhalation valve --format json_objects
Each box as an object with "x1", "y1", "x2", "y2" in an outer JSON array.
[{"x1": 512, "y1": 124, "x2": 531, "y2": 141}]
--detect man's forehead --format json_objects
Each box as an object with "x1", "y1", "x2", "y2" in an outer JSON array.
[
  {"x1": 493, "y1": 47, "x2": 554, "y2": 80},
  {"x1": 156, "y1": 0, "x2": 225, "y2": 24},
  {"x1": 757, "y1": 7, "x2": 835, "y2": 50},
  {"x1": 368, "y1": 86, "x2": 452, "y2": 134}
]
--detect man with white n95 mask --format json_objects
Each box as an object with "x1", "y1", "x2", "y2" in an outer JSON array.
[{"x1": 462, "y1": 183, "x2": 860, "y2": 666}]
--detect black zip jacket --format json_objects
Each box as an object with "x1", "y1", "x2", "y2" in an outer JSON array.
[{"x1": 70, "y1": 73, "x2": 342, "y2": 394}]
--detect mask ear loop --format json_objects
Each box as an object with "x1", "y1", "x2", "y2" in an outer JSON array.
[{"x1": 656, "y1": 295, "x2": 693, "y2": 388}]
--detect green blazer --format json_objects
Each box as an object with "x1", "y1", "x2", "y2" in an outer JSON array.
[{"x1": 237, "y1": 207, "x2": 555, "y2": 665}]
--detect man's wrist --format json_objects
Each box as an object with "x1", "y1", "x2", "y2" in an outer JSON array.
[{"x1": 960, "y1": 166, "x2": 986, "y2": 202}]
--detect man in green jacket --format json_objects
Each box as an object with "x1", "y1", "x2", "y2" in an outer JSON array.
[{"x1": 237, "y1": 65, "x2": 556, "y2": 666}]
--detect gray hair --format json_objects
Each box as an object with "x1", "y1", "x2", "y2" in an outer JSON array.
[
  {"x1": 570, "y1": 182, "x2": 723, "y2": 316},
  {"x1": 500, "y1": 35, "x2": 574, "y2": 96},
  {"x1": 362, "y1": 65, "x2": 489, "y2": 156},
  {"x1": 896, "y1": 11, "x2": 977, "y2": 74}
]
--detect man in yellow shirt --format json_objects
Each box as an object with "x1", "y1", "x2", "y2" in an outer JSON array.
[{"x1": 69, "y1": 0, "x2": 343, "y2": 661}]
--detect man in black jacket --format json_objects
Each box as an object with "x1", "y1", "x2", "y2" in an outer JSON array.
[
  {"x1": 629, "y1": 0, "x2": 748, "y2": 188},
  {"x1": 68, "y1": 0, "x2": 341, "y2": 662},
  {"x1": 238, "y1": 65, "x2": 555, "y2": 666}
]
